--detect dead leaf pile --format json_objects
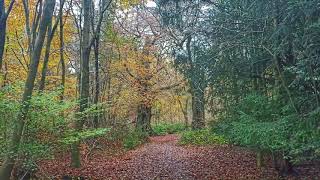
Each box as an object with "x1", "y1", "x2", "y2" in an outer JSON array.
[{"x1": 37, "y1": 134, "x2": 320, "y2": 179}]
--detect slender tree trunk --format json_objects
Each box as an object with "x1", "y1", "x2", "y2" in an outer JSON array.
[
  {"x1": 178, "y1": 97, "x2": 189, "y2": 128},
  {"x1": 0, "y1": 0, "x2": 15, "y2": 75},
  {"x1": 71, "y1": 0, "x2": 91, "y2": 168},
  {"x1": 184, "y1": 99, "x2": 189, "y2": 127},
  {"x1": 39, "y1": 0, "x2": 64, "y2": 92},
  {"x1": 93, "y1": 38, "x2": 100, "y2": 128},
  {"x1": 0, "y1": 0, "x2": 55, "y2": 178},
  {"x1": 2, "y1": 61, "x2": 8, "y2": 87},
  {"x1": 59, "y1": 1, "x2": 65, "y2": 100},
  {"x1": 272, "y1": 0, "x2": 299, "y2": 115},
  {"x1": 92, "y1": 0, "x2": 110, "y2": 127},
  {"x1": 0, "y1": 18, "x2": 6, "y2": 71},
  {"x1": 0, "y1": 0, "x2": 14, "y2": 71},
  {"x1": 39, "y1": 22, "x2": 53, "y2": 91},
  {"x1": 106, "y1": 66, "x2": 112, "y2": 125},
  {"x1": 256, "y1": 150, "x2": 264, "y2": 168}
]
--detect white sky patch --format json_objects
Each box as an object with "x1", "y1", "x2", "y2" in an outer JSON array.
[{"x1": 146, "y1": 0, "x2": 156, "y2": 7}]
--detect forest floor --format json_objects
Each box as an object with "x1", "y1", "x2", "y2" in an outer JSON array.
[{"x1": 38, "y1": 134, "x2": 320, "y2": 180}]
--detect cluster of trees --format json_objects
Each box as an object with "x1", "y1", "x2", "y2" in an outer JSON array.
[
  {"x1": 0, "y1": 0, "x2": 319, "y2": 178},
  {"x1": 0, "y1": 0, "x2": 187, "y2": 178},
  {"x1": 156, "y1": 0, "x2": 320, "y2": 175}
]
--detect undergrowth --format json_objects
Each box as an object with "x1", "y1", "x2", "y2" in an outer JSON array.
[
  {"x1": 123, "y1": 129, "x2": 148, "y2": 150},
  {"x1": 179, "y1": 129, "x2": 228, "y2": 146},
  {"x1": 152, "y1": 122, "x2": 186, "y2": 136}
]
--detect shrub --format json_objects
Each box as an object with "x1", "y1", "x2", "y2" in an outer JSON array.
[
  {"x1": 123, "y1": 129, "x2": 148, "y2": 150},
  {"x1": 0, "y1": 87, "x2": 76, "y2": 171},
  {"x1": 212, "y1": 93, "x2": 320, "y2": 163},
  {"x1": 152, "y1": 122, "x2": 186, "y2": 136},
  {"x1": 179, "y1": 129, "x2": 227, "y2": 145}
]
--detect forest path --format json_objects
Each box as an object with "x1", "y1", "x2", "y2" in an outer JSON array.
[
  {"x1": 111, "y1": 134, "x2": 275, "y2": 180},
  {"x1": 40, "y1": 134, "x2": 280, "y2": 179}
]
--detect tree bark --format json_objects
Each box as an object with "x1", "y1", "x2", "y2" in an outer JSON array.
[
  {"x1": 39, "y1": 0, "x2": 65, "y2": 92},
  {"x1": 106, "y1": 63, "x2": 112, "y2": 125},
  {"x1": 178, "y1": 97, "x2": 189, "y2": 128},
  {"x1": 135, "y1": 38, "x2": 154, "y2": 135},
  {"x1": 191, "y1": 86, "x2": 205, "y2": 129},
  {"x1": 272, "y1": 153, "x2": 296, "y2": 176},
  {"x1": 0, "y1": 0, "x2": 15, "y2": 71},
  {"x1": 93, "y1": 38, "x2": 100, "y2": 128},
  {"x1": 256, "y1": 150, "x2": 263, "y2": 168},
  {"x1": 185, "y1": 35, "x2": 206, "y2": 129},
  {"x1": 0, "y1": 0, "x2": 55, "y2": 178},
  {"x1": 136, "y1": 103, "x2": 153, "y2": 135},
  {"x1": 38, "y1": 21, "x2": 54, "y2": 91},
  {"x1": 59, "y1": 0, "x2": 65, "y2": 100},
  {"x1": 71, "y1": 0, "x2": 91, "y2": 168},
  {"x1": 0, "y1": 18, "x2": 6, "y2": 71}
]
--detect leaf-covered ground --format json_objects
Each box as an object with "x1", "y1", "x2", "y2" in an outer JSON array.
[{"x1": 38, "y1": 135, "x2": 320, "y2": 179}]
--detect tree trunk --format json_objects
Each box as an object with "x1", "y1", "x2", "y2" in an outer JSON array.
[
  {"x1": 106, "y1": 65, "x2": 112, "y2": 125},
  {"x1": 256, "y1": 150, "x2": 263, "y2": 168},
  {"x1": 93, "y1": 38, "x2": 100, "y2": 128},
  {"x1": 59, "y1": 1, "x2": 65, "y2": 101},
  {"x1": 178, "y1": 97, "x2": 189, "y2": 128},
  {"x1": 191, "y1": 87, "x2": 205, "y2": 129},
  {"x1": 71, "y1": 0, "x2": 91, "y2": 168},
  {"x1": 1, "y1": 61, "x2": 8, "y2": 87},
  {"x1": 135, "y1": 38, "x2": 154, "y2": 135},
  {"x1": 279, "y1": 158, "x2": 294, "y2": 176},
  {"x1": 0, "y1": 0, "x2": 55, "y2": 178},
  {"x1": 39, "y1": 21, "x2": 54, "y2": 91},
  {"x1": 136, "y1": 103, "x2": 153, "y2": 135},
  {"x1": 0, "y1": 18, "x2": 6, "y2": 71},
  {"x1": 272, "y1": 153, "x2": 296, "y2": 176},
  {"x1": 185, "y1": 34, "x2": 206, "y2": 130},
  {"x1": 0, "y1": 0, "x2": 14, "y2": 71},
  {"x1": 39, "y1": 0, "x2": 64, "y2": 92}
]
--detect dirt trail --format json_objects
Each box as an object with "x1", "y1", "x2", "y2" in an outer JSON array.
[
  {"x1": 114, "y1": 134, "x2": 274, "y2": 180},
  {"x1": 39, "y1": 134, "x2": 319, "y2": 180}
]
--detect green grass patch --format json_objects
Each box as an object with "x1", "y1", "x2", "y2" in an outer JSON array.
[
  {"x1": 179, "y1": 129, "x2": 228, "y2": 146},
  {"x1": 152, "y1": 122, "x2": 186, "y2": 136}
]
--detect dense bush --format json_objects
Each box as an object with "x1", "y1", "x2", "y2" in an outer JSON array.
[
  {"x1": 123, "y1": 129, "x2": 148, "y2": 150},
  {"x1": 213, "y1": 94, "x2": 320, "y2": 164},
  {"x1": 152, "y1": 122, "x2": 186, "y2": 136},
  {"x1": 0, "y1": 86, "x2": 109, "y2": 171},
  {"x1": 179, "y1": 129, "x2": 227, "y2": 146},
  {"x1": 0, "y1": 86, "x2": 75, "y2": 170}
]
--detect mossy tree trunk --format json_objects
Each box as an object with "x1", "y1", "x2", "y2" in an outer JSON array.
[
  {"x1": 136, "y1": 103, "x2": 153, "y2": 135},
  {"x1": 191, "y1": 86, "x2": 205, "y2": 129}
]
